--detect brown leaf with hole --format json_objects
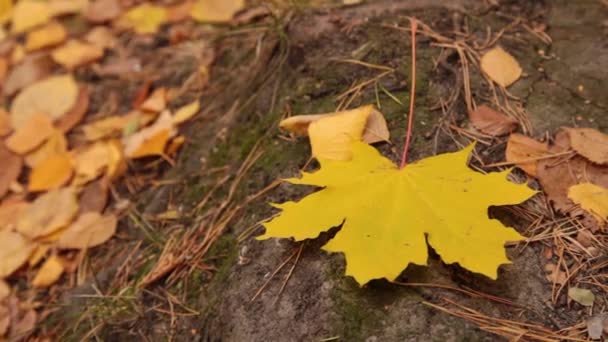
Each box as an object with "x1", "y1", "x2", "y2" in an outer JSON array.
[
  {"x1": 24, "y1": 21, "x2": 67, "y2": 52},
  {"x1": 24, "y1": 130, "x2": 67, "y2": 167},
  {"x1": 0, "y1": 143, "x2": 22, "y2": 198},
  {"x1": 480, "y1": 46, "x2": 522, "y2": 87},
  {"x1": 0, "y1": 200, "x2": 29, "y2": 231},
  {"x1": 5, "y1": 113, "x2": 55, "y2": 154},
  {"x1": 79, "y1": 178, "x2": 109, "y2": 213},
  {"x1": 28, "y1": 153, "x2": 73, "y2": 192},
  {"x1": 84, "y1": 0, "x2": 122, "y2": 23},
  {"x1": 16, "y1": 187, "x2": 79, "y2": 239},
  {"x1": 505, "y1": 133, "x2": 549, "y2": 177},
  {"x1": 0, "y1": 109, "x2": 11, "y2": 137},
  {"x1": 10, "y1": 75, "x2": 79, "y2": 129},
  {"x1": 32, "y1": 255, "x2": 64, "y2": 288},
  {"x1": 51, "y1": 40, "x2": 104, "y2": 69},
  {"x1": 469, "y1": 105, "x2": 518, "y2": 136},
  {"x1": 71, "y1": 142, "x2": 110, "y2": 185},
  {"x1": 565, "y1": 127, "x2": 608, "y2": 165},
  {"x1": 57, "y1": 212, "x2": 117, "y2": 249},
  {"x1": 0, "y1": 230, "x2": 35, "y2": 277},
  {"x1": 3, "y1": 54, "x2": 54, "y2": 97},
  {"x1": 55, "y1": 86, "x2": 90, "y2": 133}
]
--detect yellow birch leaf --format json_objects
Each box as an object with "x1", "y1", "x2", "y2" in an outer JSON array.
[
  {"x1": 190, "y1": 0, "x2": 244, "y2": 23},
  {"x1": 0, "y1": 0, "x2": 12, "y2": 25},
  {"x1": 172, "y1": 100, "x2": 200, "y2": 125},
  {"x1": 480, "y1": 46, "x2": 522, "y2": 87},
  {"x1": 0, "y1": 230, "x2": 35, "y2": 277},
  {"x1": 25, "y1": 130, "x2": 68, "y2": 167},
  {"x1": 16, "y1": 187, "x2": 79, "y2": 239},
  {"x1": 568, "y1": 183, "x2": 608, "y2": 224},
  {"x1": 51, "y1": 39, "x2": 104, "y2": 69},
  {"x1": 28, "y1": 153, "x2": 73, "y2": 191},
  {"x1": 11, "y1": 0, "x2": 51, "y2": 34},
  {"x1": 57, "y1": 212, "x2": 117, "y2": 249},
  {"x1": 119, "y1": 3, "x2": 167, "y2": 34},
  {"x1": 5, "y1": 113, "x2": 54, "y2": 154},
  {"x1": 24, "y1": 21, "x2": 67, "y2": 52},
  {"x1": 32, "y1": 255, "x2": 64, "y2": 288},
  {"x1": 259, "y1": 142, "x2": 535, "y2": 285},
  {"x1": 10, "y1": 74, "x2": 79, "y2": 129}
]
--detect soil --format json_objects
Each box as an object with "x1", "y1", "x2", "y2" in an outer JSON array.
[{"x1": 44, "y1": 0, "x2": 608, "y2": 341}]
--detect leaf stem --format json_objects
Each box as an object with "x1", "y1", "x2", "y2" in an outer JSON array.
[{"x1": 399, "y1": 18, "x2": 418, "y2": 169}]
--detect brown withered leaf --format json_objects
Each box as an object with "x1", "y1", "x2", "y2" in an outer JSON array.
[
  {"x1": 565, "y1": 127, "x2": 608, "y2": 165},
  {"x1": 469, "y1": 105, "x2": 518, "y2": 136},
  {"x1": 84, "y1": 26, "x2": 117, "y2": 50},
  {"x1": 55, "y1": 86, "x2": 90, "y2": 133},
  {"x1": 0, "y1": 230, "x2": 35, "y2": 277},
  {"x1": 3, "y1": 54, "x2": 54, "y2": 97},
  {"x1": 51, "y1": 40, "x2": 104, "y2": 69},
  {"x1": 84, "y1": 0, "x2": 122, "y2": 23},
  {"x1": 16, "y1": 187, "x2": 79, "y2": 239},
  {"x1": 5, "y1": 113, "x2": 55, "y2": 154},
  {"x1": 139, "y1": 88, "x2": 166, "y2": 113},
  {"x1": 0, "y1": 200, "x2": 29, "y2": 231},
  {"x1": 79, "y1": 178, "x2": 109, "y2": 213},
  {"x1": 57, "y1": 212, "x2": 117, "y2": 249},
  {"x1": 0, "y1": 143, "x2": 22, "y2": 198},
  {"x1": 0, "y1": 109, "x2": 11, "y2": 136},
  {"x1": 505, "y1": 133, "x2": 549, "y2": 177}
]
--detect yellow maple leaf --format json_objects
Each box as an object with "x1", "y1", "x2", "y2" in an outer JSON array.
[
  {"x1": 568, "y1": 183, "x2": 608, "y2": 224},
  {"x1": 259, "y1": 142, "x2": 535, "y2": 284}
]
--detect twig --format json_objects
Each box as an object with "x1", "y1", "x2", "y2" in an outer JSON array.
[{"x1": 400, "y1": 18, "x2": 418, "y2": 168}]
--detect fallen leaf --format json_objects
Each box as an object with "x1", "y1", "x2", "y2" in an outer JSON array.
[
  {"x1": 84, "y1": 26, "x2": 117, "y2": 50},
  {"x1": 0, "y1": 109, "x2": 11, "y2": 136},
  {"x1": 139, "y1": 87, "x2": 166, "y2": 112},
  {"x1": 259, "y1": 142, "x2": 534, "y2": 284},
  {"x1": 568, "y1": 287, "x2": 595, "y2": 306},
  {"x1": 190, "y1": 0, "x2": 244, "y2": 23},
  {"x1": 123, "y1": 111, "x2": 175, "y2": 158},
  {"x1": 586, "y1": 313, "x2": 608, "y2": 340},
  {"x1": 565, "y1": 127, "x2": 608, "y2": 165},
  {"x1": 0, "y1": 0, "x2": 12, "y2": 24},
  {"x1": 167, "y1": 1, "x2": 193, "y2": 22},
  {"x1": 469, "y1": 105, "x2": 518, "y2": 136},
  {"x1": 480, "y1": 46, "x2": 522, "y2": 87},
  {"x1": 32, "y1": 255, "x2": 64, "y2": 288},
  {"x1": 79, "y1": 178, "x2": 109, "y2": 213},
  {"x1": 84, "y1": 0, "x2": 122, "y2": 23},
  {"x1": 544, "y1": 263, "x2": 567, "y2": 285},
  {"x1": 16, "y1": 187, "x2": 79, "y2": 239},
  {"x1": 28, "y1": 153, "x2": 73, "y2": 192},
  {"x1": 82, "y1": 112, "x2": 144, "y2": 141},
  {"x1": 0, "y1": 143, "x2": 22, "y2": 198},
  {"x1": 10, "y1": 74, "x2": 79, "y2": 129},
  {"x1": 118, "y1": 3, "x2": 167, "y2": 34},
  {"x1": 505, "y1": 133, "x2": 549, "y2": 177},
  {"x1": 55, "y1": 86, "x2": 90, "y2": 133},
  {"x1": 48, "y1": 0, "x2": 88, "y2": 16},
  {"x1": 106, "y1": 139, "x2": 127, "y2": 179},
  {"x1": 24, "y1": 130, "x2": 68, "y2": 167},
  {"x1": 128, "y1": 130, "x2": 170, "y2": 158},
  {"x1": 57, "y1": 212, "x2": 117, "y2": 249},
  {"x1": 0, "y1": 230, "x2": 35, "y2": 277},
  {"x1": 307, "y1": 107, "x2": 369, "y2": 161},
  {"x1": 71, "y1": 142, "x2": 110, "y2": 185},
  {"x1": 3, "y1": 54, "x2": 54, "y2": 96},
  {"x1": 0, "y1": 200, "x2": 29, "y2": 231},
  {"x1": 166, "y1": 135, "x2": 185, "y2": 155},
  {"x1": 5, "y1": 113, "x2": 55, "y2": 154},
  {"x1": 568, "y1": 183, "x2": 608, "y2": 225},
  {"x1": 11, "y1": 308, "x2": 36, "y2": 337},
  {"x1": 28, "y1": 244, "x2": 49, "y2": 267},
  {"x1": 172, "y1": 100, "x2": 199, "y2": 124},
  {"x1": 24, "y1": 21, "x2": 67, "y2": 52},
  {"x1": 51, "y1": 40, "x2": 104, "y2": 69},
  {"x1": 0, "y1": 280, "x2": 8, "y2": 301},
  {"x1": 11, "y1": 0, "x2": 51, "y2": 34},
  {"x1": 576, "y1": 230, "x2": 595, "y2": 248},
  {"x1": 0, "y1": 305, "x2": 9, "y2": 336}
]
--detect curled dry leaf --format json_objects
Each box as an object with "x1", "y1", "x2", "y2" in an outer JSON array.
[
  {"x1": 480, "y1": 46, "x2": 522, "y2": 87},
  {"x1": 3, "y1": 54, "x2": 54, "y2": 97},
  {"x1": 84, "y1": 0, "x2": 122, "y2": 23},
  {"x1": 28, "y1": 153, "x2": 73, "y2": 192},
  {"x1": 0, "y1": 143, "x2": 22, "y2": 198},
  {"x1": 11, "y1": 0, "x2": 51, "y2": 33},
  {"x1": 0, "y1": 230, "x2": 35, "y2": 277},
  {"x1": 505, "y1": 133, "x2": 548, "y2": 177},
  {"x1": 0, "y1": 200, "x2": 29, "y2": 231},
  {"x1": 5, "y1": 113, "x2": 55, "y2": 155},
  {"x1": 190, "y1": 0, "x2": 244, "y2": 23},
  {"x1": 139, "y1": 88, "x2": 167, "y2": 113},
  {"x1": 11, "y1": 74, "x2": 79, "y2": 129},
  {"x1": 79, "y1": 178, "x2": 109, "y2": 213},
  {"x1": 32, "y1": 255, "x2": 64, "y2": 288},
  {"x1": 568, "y1": 183, "x2": 608, "y2": 225},
  {"x1": 57, "y1": 212, "x2": 117, "y2": 249},
  {"x1": 55, "y1": 86, "x2": 90, "y2": 133},
  {"x1": 51, "y1": 40, "x2": 105, "y2": 69},
  {"x1": 172, "y1": 100, "x2": 199, "y2": 124},
  {"x1": 565, "y1": 127, "x2": 608, "y2": 165},
  {"x1": 16, "y1": 187, "x2": 79, "y2": 239},
  {"x1": 24, "y1": 21, "x2": 67, "y2": 52},
  {"x1": 118, "y1": 3, "x2": 167, "y2": 34},
  {"x1": 24, "y1": 130, "x2": 67, "y2": 167},
  {"x1": 469, "y1": 105, "x2": 518, "y2": 136}
]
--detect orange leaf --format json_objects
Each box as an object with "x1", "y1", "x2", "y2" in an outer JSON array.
[
  {"x1": 5, "y1": 113, "x2": 55, "y2": 155},
  {"x1": 32, "y1": 255, "x2": 64, "y2": 288},
  {"x1": 28, "y1": 153, "x2": 73, "y2": 192},
  {"x1": 51, "y1": 39, "x2": 104, "y2": 69},
  {"x1": 24, "y1": 21, "x2": 67, "y2": 52},
  {"x1": 128, "y1": 129, "x2": 171, "y2": 158}
]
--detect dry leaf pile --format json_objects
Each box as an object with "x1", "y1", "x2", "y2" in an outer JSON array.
[{"x1": 0, "y1": 0, "x2": 249, "y2": 338}]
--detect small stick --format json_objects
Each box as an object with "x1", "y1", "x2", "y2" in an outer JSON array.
[
  {"x1": 273, "y1": 242, "x2": 305, "y2": 305},
  {"x1": 400, "y1": 18, "x2": 418, "y2": 168}
]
